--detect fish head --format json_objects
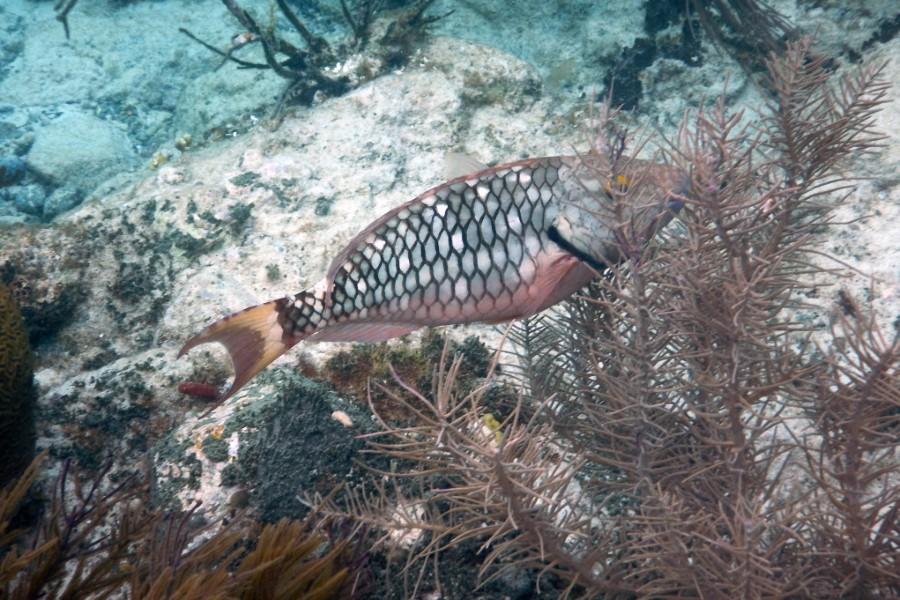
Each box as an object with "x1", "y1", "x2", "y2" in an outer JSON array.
[{"x1": 549, "y1": 156, "x2": 689, "y2": 268}]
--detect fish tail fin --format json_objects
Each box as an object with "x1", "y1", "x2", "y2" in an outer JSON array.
[{"x1": 179, "y1": 299, "x2": 297, "y2": 400}]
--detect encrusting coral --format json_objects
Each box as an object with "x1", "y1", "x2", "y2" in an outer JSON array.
[
  {"x1": 323, "y1": 330, "x2": 491, "y2": 419},
  {"x1": 0, "y1": 283, "x2": 35, "y2": 488}
]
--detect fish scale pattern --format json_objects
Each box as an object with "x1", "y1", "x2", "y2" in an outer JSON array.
[{"x1": 277, "y1": 158, "x2": 567, "y2": 338}]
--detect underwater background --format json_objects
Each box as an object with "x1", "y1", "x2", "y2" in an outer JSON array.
[{"x1": 1, "y1": 1, "x2": 900, "y2": 598}]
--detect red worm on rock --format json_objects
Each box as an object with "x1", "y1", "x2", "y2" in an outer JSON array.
[{"x1": 177, "y1": 381, "x2": 220, "y2": 401}]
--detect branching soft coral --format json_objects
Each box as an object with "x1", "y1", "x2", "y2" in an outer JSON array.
[
  {"x1": 313, "y1": 38, "x2": 896, "y2": 599},
  {"x1": 0, "y1": 454, "x2": 367, "y2": 599},
  {"x1": 179, "y1": 0, "x2": 447, "y2": 127}
]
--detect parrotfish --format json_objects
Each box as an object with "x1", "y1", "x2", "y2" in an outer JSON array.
[{"x1": 179, "y1": 154, "x2": 687, "y2": 398}]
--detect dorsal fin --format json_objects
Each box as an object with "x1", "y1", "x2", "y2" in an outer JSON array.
[{"x1": 443, "y1": 152, "x2": 489, "y2": 179}]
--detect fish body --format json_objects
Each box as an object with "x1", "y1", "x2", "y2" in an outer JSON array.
[{"x1": 180, "y1": 155, "x2": 687, "y2": 398}]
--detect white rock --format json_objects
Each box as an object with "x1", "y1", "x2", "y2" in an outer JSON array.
[{"x1": 26, "y1": 108, "x2": 137, "y2": 190}]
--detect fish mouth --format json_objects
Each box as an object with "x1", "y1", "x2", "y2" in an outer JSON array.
[{"x1": 547, "y1": 225, "x2": 607, "y2": 271}]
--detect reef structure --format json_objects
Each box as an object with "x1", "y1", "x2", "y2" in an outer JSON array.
[{"x1": 0, "y1": 282, "x2": 35, "y2": 488}]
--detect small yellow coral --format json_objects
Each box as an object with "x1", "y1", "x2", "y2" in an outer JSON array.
[
  {"x1": 209, "y1": 423, "x2": 225, "y2": 440},
  {"x1": 604, "y1": 174, "x2": 631, "y2": 193},
  {"x1": 481, "y1": 413, "x2": 503, "y2": 444},
  {"x1": 175, "y1": 133, "x2": 192, "y2": 152},
  {"x1": 149, "y1": 151, "x2": 168, "y2": 170}
]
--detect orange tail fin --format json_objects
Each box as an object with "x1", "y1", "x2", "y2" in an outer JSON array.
[{"x1": 178, "y1": 300, "x2": 294, "y2": 400}]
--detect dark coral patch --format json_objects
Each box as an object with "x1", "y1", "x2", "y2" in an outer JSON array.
[{"x1": 0, "y1": 283, "x2": 35, "y2": 487}]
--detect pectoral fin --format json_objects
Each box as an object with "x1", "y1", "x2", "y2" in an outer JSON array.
[{"x1": 521, "y1": 253, "x2": 597, "y2": 316}]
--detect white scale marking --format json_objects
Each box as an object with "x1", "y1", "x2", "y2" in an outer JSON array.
[
  {"x1": 504, "y1": 263, "x2": 520, "y2": 286},
  {"x1": 494, "y1": 218, "x2": 508, "y2": 239},
  {"x1": 519, "y1": 257, "x2": 536, "y2": 283},
  {"x1": 443, "y1": 210, "x2": 458, "y2": 232},
  {"x1": 465, "y1": 221, "x2": 479, "y2": 246},
  {"x1": 513, "y1": 187, "x2": 526, "y2": 204},
  {"x1": 437, "y1": 230, "x2": 450, "y2": 254},
  {"x1": 486, "y1": 269, "x2": 503, "y2": 296},
  {"x1": 470, "y1": 273, "x2": 484, "y2": 296},
  {"x1": 438, "y1": 280, "x2": 453, "y2": 304},
  {"x1": 454, "y1": 278, "x2": 468, "y2": 299},
  {"x1": 419, "y1": 265, "x2": 432, "y2": 286},
  {"x1": 524, "y1": 234, "x2": 542, "y2": 257},
  {"x1": 507, "y1": 212, "x2": 522, "y2": 234},
  {"x1": 423, "y1": 283, "x2": 437, "y2": 304},
  {"x1": 451, "y1": 231, "x2": 464, "y2": 252},
  {"x1": 433, "y1": 261, "x2": 446, "y2": 280},
  {"x1": 540, "y1": 186, "x2": 553, "y2": 202},
  {"x1": 476, "y1": 248, "x2": 492, "y2": 272},
  {"x1": 491, "y1": 245, "x2": 507, "y2": 266},
  {"x1": 480, "y1": 219, "x2": 494, "y2": 244},
  {"x1": 447, "y1": 258, "x2": 460, "y2": 279},
  {"x1": 461, "y1": 251, "x2": 475, "y2": 274}
]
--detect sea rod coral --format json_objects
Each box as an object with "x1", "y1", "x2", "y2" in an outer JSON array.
[
  {"x1": 180, "y1": 0, "x2": 447, "y2": 126},
  {"x1": 313, "y1": 38, "x2": 898, "y2": 599}
]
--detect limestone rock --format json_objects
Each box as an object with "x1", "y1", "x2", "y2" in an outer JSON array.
[
  {"x1": 26, "y1": 109, "x2": 136, "y2": 193},
  {"x1": 0, "y1": 36, "x2": 567, "y2": 475},
  {"x1": 42, "y1": 185, "x2": 82, "y2": 220}
]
